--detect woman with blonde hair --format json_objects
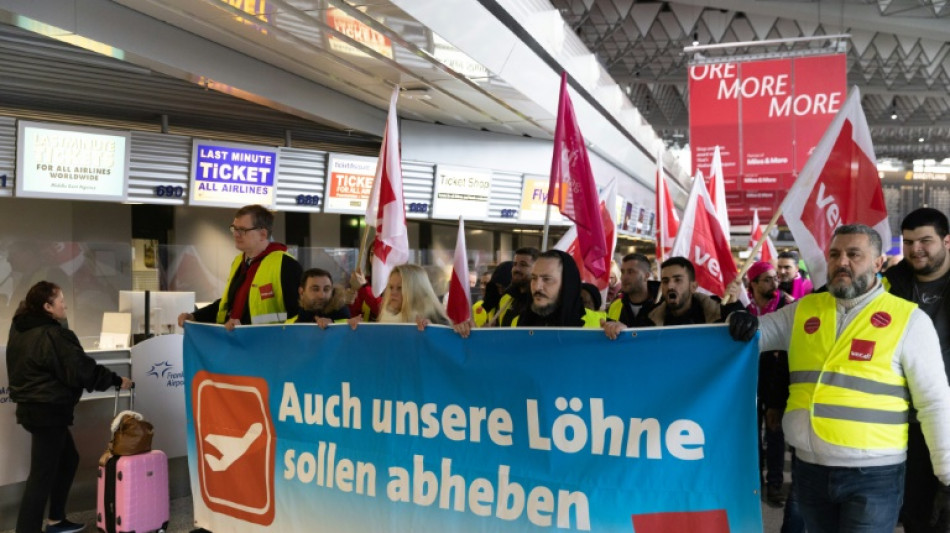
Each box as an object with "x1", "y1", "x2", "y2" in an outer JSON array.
[{"x1": 348, "y1": 264, "x2": 450, "y2": 329}]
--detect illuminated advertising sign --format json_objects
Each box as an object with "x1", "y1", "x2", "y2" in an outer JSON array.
[
  {"x1": 15, "y1": 121, "x2": 130, "y2": 202},
  {"x1": 519, "y1": 175, "x2": 564, "y2": 224},
  {"x1": 431, "y1": 165, "x2": 491, "y2": 220},
  {"x1": 189, "y1": 140, "x2": 279, "y2": 208},
  {"x1": 689, "y1": 54, "x2": 846, "y2": 223},
  {"x1": 323, "y1": 153, "x2": 378, "y2": 214},
  {"x1": 325, "y1": 6, "x2": 393, "y2": 60}
]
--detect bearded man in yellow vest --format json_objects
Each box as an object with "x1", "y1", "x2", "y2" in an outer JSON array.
[
  {"x1": 178, "y1": 204, "x2": 302, "y2": 330},
  {"x1": 728, "y1": 224, "x2": 950, "y2": 533}
]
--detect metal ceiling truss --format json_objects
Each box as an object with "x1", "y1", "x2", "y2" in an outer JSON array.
[{"x1": 551, "y1": 0, "x2": 950, "y2": 160}]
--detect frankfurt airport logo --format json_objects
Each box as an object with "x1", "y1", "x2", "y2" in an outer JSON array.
[{"x1": 193, "y1": 371, "x2": 276, "y2": 525}]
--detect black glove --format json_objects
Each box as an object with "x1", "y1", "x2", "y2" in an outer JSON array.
[
  {"x1": 930, "y1": 483, "x2": 950, "y2": 529},
  {"x1": 728, "y1": 311, "x2": 758, "y2": 342}
]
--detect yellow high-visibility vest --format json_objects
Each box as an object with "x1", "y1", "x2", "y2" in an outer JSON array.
[
  {"x1": 216, "y1": 252, "x2": 290, "y2": 325},
  {"x1": 788, "y1": 291, "x2": 915, "y2": 450}
]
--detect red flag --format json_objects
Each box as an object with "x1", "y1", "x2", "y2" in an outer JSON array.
[
  {"x1": 707, "y1": 146, "x2": 731, "y2": 241},
  {"x1": 655, "y1": 147, "x2": 680, "y2": 262},
  {"x1": 748, "y1": 209, "x2": 777, "y2": 263},
  {"x1": 365, "y1": 86, "x2": 409, "y2": 297},
  {"x1": 555, "y1": 178, "x2": 618, "y2": 295},
  {"x1": 548, "y1": 71, "x2": 608, "y2": 278},
  {"x1": 446, "y1": 218, "x2": 471, "y2": 324},
  {"x1": 780, "y1": 86, "x2": 889, "y2": 287},
  {"x1": 670, "y1": 173, "x2": 738, "y2": 297}
]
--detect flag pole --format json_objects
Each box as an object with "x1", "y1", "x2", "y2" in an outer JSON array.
[
  {"x1": 722, "y1": 206, "x2": 785, "y2": 304},
  {"x1": 541, "y1": 203, "x2": 552, "y2": 250},
  {"x1": 357, "y1": 221, "x2": 372, "y2": 274}
]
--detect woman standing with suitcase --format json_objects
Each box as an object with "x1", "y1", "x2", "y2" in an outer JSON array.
[{"x1": 5, "y1": 281, "x2": 133, "y2": 533}]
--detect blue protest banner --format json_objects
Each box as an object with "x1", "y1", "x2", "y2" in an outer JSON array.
[{"x1": 184, "y1": 323, "x2": 762, "y2": 532}]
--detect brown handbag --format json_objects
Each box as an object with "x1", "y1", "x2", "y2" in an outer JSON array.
[{"x1": 109, "y1": 412, "x2": 154, "y2": 456}]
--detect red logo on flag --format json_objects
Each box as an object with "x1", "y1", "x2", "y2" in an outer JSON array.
[
  {"x1": 804, "y1": 317, "x2": 821, "y2": 334},
  {"x1": 870, "y1": 312, "x2": 891, "y2": 328},
  {"x1": 193, "y1": 371, "x2": 276, "y2": 525},
  {"x1": 798, "y1": 119, "x2": 888, "y2": 253},
  {"x1": 849, "y1": 339, "x2": 876, "y2": 361},
  {"x1": 258, "y1": 283, "x2": 274, "y2": 301},
  {"x1": 632, "y1": 509, "x2": 730, "y2": 532}
]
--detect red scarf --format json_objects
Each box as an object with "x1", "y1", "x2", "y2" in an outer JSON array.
[{"x1": 229, "y1": 242, "x2": 287, "y2": 321}]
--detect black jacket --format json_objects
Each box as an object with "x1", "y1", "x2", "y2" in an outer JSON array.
[
  {"x1": 6, "y1": 312, "x2": 120, "y2": 426},
  {"x1": 885, "y1": 259, "x2": 950, "y2": 380}
]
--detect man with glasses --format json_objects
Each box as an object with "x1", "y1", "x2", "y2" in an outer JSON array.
[{"x1": 178, "y1": 204, "x2": 302, "y2": 330}]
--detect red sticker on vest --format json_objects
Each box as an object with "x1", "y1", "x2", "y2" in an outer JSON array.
[
  {"x1": 259, "y1": 283, "x2": 275, "y2": 300},
  {"x1": 804, "y1": 317, "x2": 821, "y2": 334},
  {"x1": 870, "y1": 312, "x2": 891, "y2": 328},
  {"x1": 849, "y1": 339, "x2": 876, "y2": 361}
]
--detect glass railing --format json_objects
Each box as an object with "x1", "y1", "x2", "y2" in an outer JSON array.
[{"x1": 0, "y1": 241, "x2": 504, "y2": 345}]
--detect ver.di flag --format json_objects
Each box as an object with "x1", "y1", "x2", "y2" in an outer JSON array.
[
  {"x1": 365, "y1": 85, "x2": 410, "y2": 297},
  {"x1": 670, "y1": 173, "x2": 738, "y2": 297},
  {"x1": 780, "y1": 86, "x2": 889, "y2": 287},
  {"x1": 548, "y1": 71, "x2": 608, "y2": 279},
  {"x1": 707, "y1": 146, "x2": 731, "y2": 242},
  {"x1": 655, "y1": 146, "x2": 680, "y2": 262},
  {"x1": 555, "y1": 177, "x2": 618, "y2": 296},
  {"x1": 748, "y1": 209, "x2": 777, "y2": 264},
  {"x1": 446, "y1": 218, "x2": 471, "y2": 324}
]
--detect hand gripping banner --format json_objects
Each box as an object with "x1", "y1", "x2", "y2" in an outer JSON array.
[{"x1": 184, "y1": 323, "x2": 762, "y2": 532}]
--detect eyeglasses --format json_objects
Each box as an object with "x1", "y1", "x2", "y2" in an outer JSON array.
[{"x1": 229, "y1": 225, "x2": 261, "y2": 236}]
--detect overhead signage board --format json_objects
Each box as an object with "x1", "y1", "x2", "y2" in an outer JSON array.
[
  {"x1": 15, "y1": 121, "x2": 130, "y2": 202},
  {"x1": 189, "y1": 140, "x2": 279, "y2": 208},
  {"x1": 518, "y1": 175, "x2": 565, "y2": 224},
  {"x1": 325, "y1": 6, "x2": 393, "y2": 60},
  {"x1": 688, "y1": 53, "x2": 846, "y2": 224},
  {"x1": 431, "y1": 165, "x2": 491, "y2": 220},
  {"x1": 323, "y1": 153, "x2": 378, "y2": 214}
]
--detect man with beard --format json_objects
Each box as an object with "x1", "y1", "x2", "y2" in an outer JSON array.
[
  {"x1": 884, "y1": 208, "x2": 950, "y2": 533},
  {"x1": 494, "y1": 247, "x2": 539, "y2": 327},
  {"x1": 728, "y1": 224, "x2": 950, "y2": 533},
  {"x1": 777, "y1": 251, "x2": 813, "y2": 300},
  {"x1": 511, "y1": 250, "x2": 602, "y2": 328},
  {"x1": 606, "y1": 257, "x2": 738, "y2": 338},
  {"x1": 605, "y1": 253, "x2": 660, "y2": 329},
  {"x1": 286, "y1": 268, "x2": 350, "y2": 325}
]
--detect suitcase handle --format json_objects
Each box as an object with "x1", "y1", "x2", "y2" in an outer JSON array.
[{"x1": 113, "y1": 383, "x2": 135, "y2": 417}]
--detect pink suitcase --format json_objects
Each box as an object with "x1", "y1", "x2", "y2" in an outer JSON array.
[{"x1": 96, "y1": 450, "x2": 169, "y2": 533}]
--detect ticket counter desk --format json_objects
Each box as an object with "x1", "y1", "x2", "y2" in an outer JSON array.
[{"x1": 0, "y1": 335, "x2": 190, "y2": 530}]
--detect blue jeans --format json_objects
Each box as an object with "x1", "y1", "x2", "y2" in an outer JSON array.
[{"x1": 793, "y1": 458, "x2": 905, "y2": 533}]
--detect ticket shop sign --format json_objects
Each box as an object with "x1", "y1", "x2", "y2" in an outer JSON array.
[
  {"x1": 689, "y1": 54, "x2": 846, "y2": 191},
  {"x1": 323, "y1": 154, "x2": 378, "y2": 214},
  {"x1": 15, "y1": 121, "x2": 130, "y2": 202},
  {"x1": 519, "y1": 175, "x2": 564, "y2": 224},
  {"x1": 189, "y1": 141, "x2": 279, "y2": 208},
  {"x1": 431, "y1": 165, "x2": 491, "y2": 220}
]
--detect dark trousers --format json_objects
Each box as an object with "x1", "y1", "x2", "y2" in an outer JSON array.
[
  {"x1": 782, "y1": 450, "x2": 806, "y2": 533},
  {"x1": 758, "y1": 401, "x2": 785, "y2": 488},
  {"x1": 16, "y1": 424, "x2": 79, "y2": 533},
  {"x1": 901, "y1": 422, "x2": 948, "y2": 532}
]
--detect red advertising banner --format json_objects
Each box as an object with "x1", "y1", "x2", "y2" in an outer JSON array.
[
  {"x1": 688, "y1": 63, "x2": 740, "y2": 190},
  {"x1": 688, "y1": 53, "x2": 846, "y2": 223}
]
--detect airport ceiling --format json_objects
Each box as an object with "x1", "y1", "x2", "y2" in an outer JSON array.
[
  {"x1": 0, "y1": 0, "x2": 947, "y2": 165},
  {"x1": 551, "y1": 0, "x2": 950, "y2": 161}
]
